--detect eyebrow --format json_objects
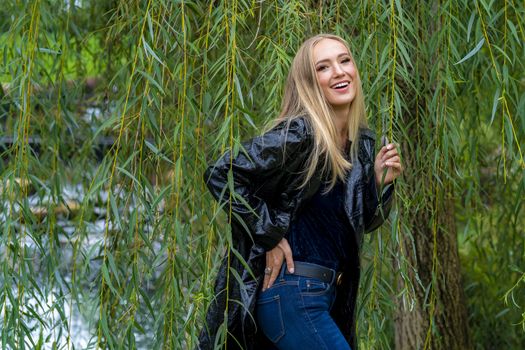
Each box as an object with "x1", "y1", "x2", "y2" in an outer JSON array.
[{"x1": 315, "y1": 53, "x2": 350, "y2": 65}]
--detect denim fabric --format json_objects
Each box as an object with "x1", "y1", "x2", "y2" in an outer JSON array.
[{"x1": 256, "y1": 263, "x2": 352, "y2": 350}]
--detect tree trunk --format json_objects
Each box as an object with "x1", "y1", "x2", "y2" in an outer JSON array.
[
  {"x1": 394, "y1": 192, "x2": 472, "y2": 349},
  {"x1": 393, "y1": 2, "x2": 472, "y2": 349}
]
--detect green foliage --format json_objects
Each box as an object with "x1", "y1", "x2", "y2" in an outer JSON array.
[{"x1": 0, "y1": 0, "x2": 523, "y2": 349}]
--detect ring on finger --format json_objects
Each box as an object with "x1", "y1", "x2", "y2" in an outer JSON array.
[{"x1": 264, "y1": 267, "x2": 272, "y2": 275}]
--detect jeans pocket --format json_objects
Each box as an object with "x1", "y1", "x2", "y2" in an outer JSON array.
[
  {"x1": 256, "y1": 295, "x2": 285, "y2": 343},
  {"x1": 298, "y1": 278, "x2": 330, "y2": 295}
]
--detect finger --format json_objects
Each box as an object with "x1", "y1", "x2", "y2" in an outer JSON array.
[
  {"x1": 384, "y1": 158, "x2": 402, "y2": 167},
  {"x1": 262, "y1": 273, "x2": 269, "y2": 292},
  {"x1": 377, "y1": 146, "x2": 388, "y2": 158},
  {"x1": 262, "y1": 255, "x2": 270, "y2": 291},
  {"x1": 384, "y1": 161, "x2": 403, "y2": 171},
  {"x1": 387, "y1": 143, "x2": 397, "y2": 150},
  {"x1": 382, "y1": 149, "x2": 398, "y2": 159},
  {"x1": 278, "y1": 239, "x2": 295, "y2": 273},
  {"x1": 382, "y1": 149, "x2": 400, "y2": 161},
  {"x1": 282, "y1": 247, "x2": 295, "y2": 274},
  {"x1": 267, "y1": 266, "x2": 280, "y2": 290},
  {"x1": 383, "y1": 155, "x2": 400, "y2": 164}
]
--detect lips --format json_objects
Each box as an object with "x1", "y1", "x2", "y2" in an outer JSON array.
[{"x1": 331, "y1": 81, "x2": 350, "y2": 89}]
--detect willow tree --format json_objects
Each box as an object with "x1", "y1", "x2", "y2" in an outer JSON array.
[
  {"x1": 0, "y1": 1, "x2": 523, "y2": 350},
  {"x1": 385, "y1": 1, "x2": 474, "y2": 348},
  {"x1": 383, "y1": 1, "x2": 524, "y2": 349}
]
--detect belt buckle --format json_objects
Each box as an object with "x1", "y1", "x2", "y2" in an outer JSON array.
[{"x1": 336, "y1": 272, "x2": 343, "y2": 286}]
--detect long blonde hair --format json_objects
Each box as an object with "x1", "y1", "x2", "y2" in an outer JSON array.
[{"x1": 268, "y1": 34, "x2": 368, "y2": 192}]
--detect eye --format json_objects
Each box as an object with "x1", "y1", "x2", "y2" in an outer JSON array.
[
  {"x1": 316, "y1": 65, "x2": 328, "y2": 72},
  {"x1": 341, "y1": 57, "x2": 352, "y2": 64}
]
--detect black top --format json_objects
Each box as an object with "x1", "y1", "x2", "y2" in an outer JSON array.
[
  {"x1": 287, "y1": 142, "x2": 354, "y2": 271},
  {"x1": 287, "y1": 177, "x2": 354, "y2": 271}
]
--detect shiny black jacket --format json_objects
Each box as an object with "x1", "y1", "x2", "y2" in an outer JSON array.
[{"x1": 199, "y1": 116, "x2": 394, "y2": 350}]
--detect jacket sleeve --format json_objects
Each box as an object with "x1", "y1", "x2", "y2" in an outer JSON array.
[
  {"x1": 203, "y1": 118, "x2": 311, "y2": 251},
  {"x1": 364, "y1": 179, "x2": 394, "y2": 233},
  {"x1": 360, "y1": 130, "x2": 395, "y2": 233}
]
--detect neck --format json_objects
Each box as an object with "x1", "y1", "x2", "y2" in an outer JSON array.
[{"x1": 332, "y1": 105, "x2": 350, "y2": 143}]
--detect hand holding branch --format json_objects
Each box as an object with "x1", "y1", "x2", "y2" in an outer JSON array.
[{"x1": 374, "y1": 143, "x2": 403, "y2": 187}]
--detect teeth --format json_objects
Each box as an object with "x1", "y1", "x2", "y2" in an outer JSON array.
[{"x1": 334, "y1": 82, "x2": 349, "y2": 88}]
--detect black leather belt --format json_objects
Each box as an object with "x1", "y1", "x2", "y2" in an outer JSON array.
[{"x1": 284, "y1": 261, "x2": 344, "y2": 286}]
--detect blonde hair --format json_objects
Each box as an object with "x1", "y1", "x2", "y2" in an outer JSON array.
[{"x1": 268, "y1": 34, "x2": 368, "y2": 193}]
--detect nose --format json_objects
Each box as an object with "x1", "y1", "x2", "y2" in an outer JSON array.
[{"x1": 333, "y1": 63, "x2": 344, "y2": 76}]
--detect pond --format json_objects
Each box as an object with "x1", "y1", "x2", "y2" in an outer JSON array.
[{"x1": 0, "y1": 107, "x2": 167, "y2": 349}]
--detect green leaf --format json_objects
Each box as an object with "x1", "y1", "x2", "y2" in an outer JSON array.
[
  {"x1": 38, "y1": 47, "x2": 61, "y2": 55},
  {"x1": 490, "y1": 87, "x2": 500, "y2": 125},
  {"x1": 106, "y1": 252, "x2": 121, "y2": 288},
  {"x1": 101, "y1": 263, "x2": 119, "y2": 297},
  {"x1": 109, "y1": 191, "x2": 122, "y2": 229},
  {"x1": 142, "y1": 40, "x2": 167, "y2": 69},
  {"x1": 467, "y1": 12, "x2": 476, "y2": 43},
  {"x1": 137, "y1": 69, "x2": 165, "y2": 95},
  {"x1": 454, "y1": 38, "x2": 484, "y2": 65}
]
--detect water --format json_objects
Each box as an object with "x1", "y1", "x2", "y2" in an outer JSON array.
[
  {"x1": 1, "y1": 178, "x2": 163, "y2": 349},
  {"x1": 0, "y1": 104, "x2": 165, "y2": 348}
]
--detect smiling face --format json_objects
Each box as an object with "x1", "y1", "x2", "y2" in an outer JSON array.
[{"x1": 312, "y1": 38, "x2": 357, "y2": 112}]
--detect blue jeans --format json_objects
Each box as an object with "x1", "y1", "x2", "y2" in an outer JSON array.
[{"x1": 255, "y1": 262, "x2": 352, "y2": 350}]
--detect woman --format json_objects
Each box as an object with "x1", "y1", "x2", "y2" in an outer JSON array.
[{"x1": 199, "y1": 34, "x2": 402, "y2": 350}]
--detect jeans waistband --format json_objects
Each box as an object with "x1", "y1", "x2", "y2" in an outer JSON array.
[{"x1": 282, "y1": 261, "x2": 343, "y2": 286}]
